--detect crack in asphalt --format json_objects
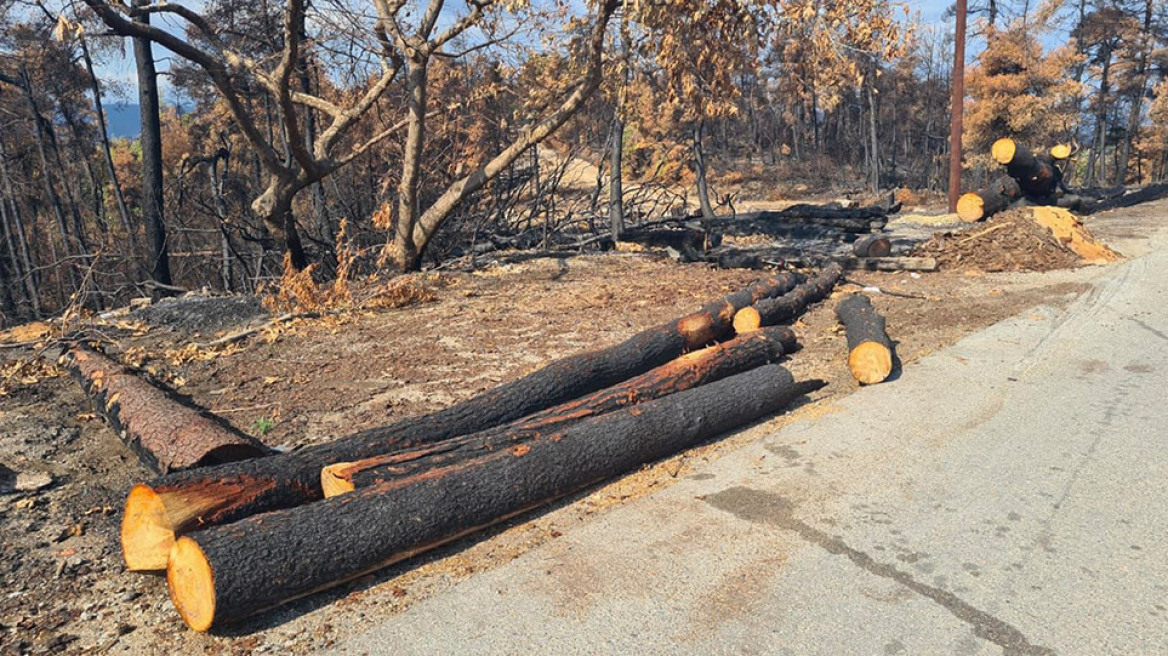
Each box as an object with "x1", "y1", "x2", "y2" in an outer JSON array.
[{"x1": 706, "y1": 486, "x2": 1056, "y2": 656}]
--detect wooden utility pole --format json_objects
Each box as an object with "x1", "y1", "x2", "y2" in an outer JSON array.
[{"x1": 948, "y1": 0, "x2": 968, "y2": 213}]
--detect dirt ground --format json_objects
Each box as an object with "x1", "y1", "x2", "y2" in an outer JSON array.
[{"x1": 0, "y1": 202, "x2": 1158, "y2": 655}]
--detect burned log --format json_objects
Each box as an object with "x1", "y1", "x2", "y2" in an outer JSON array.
[
  {"x1": 732, "y1": 263, "x2": 843, "y2": 333},
  {"x1": 852, "y1": 234, "x2": 892, "y2": 258},
  {"x1": 992, "y1": 138, "x2": 1061, "y2": 198},
  {"x1": 615, "y1": 228, "x2": 719, "y2": 262},
  {"x1": 836, "y1": 293, "x2": 894, "y2": 385},
  {"x1": 742, "y1": 211, "x2": 884, "y2": 234},
  {"x1": 60, "y1": 347, "x2": 267, "y2": 475},
  {"x1": 166, "y1": 365, "x2": 820, "y2": 631},
  {"x1": 831, "y1": 257, "x2": 937, "y2": 272},
  {"x1": 322, "y1": 326, "x2": 798, "y2": 496},
  {"x1": 956, "y1": 176, "x2": 1022, "y2": 222},
  {"x1": 121, "y1": 273, "x2": 804, "y2": 571},
  {"x1": 1078, "y1": 183, "x2": 1168, "y2": 215},
  {"x1": 714, "y1": 251, "x2": 785, "y2": 270}
]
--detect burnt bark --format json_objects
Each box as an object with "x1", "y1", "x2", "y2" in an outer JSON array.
[
  {"x1": 956, "y1": 175, "x2": 1022, "y2": 222},
  {"x1": 61, "y1": 346, "x2": 268, "y2": 474},
  {"x1": 326, "y1": 326, "x2": 798, "y2": 493},
  {"x1": 169, "y1": 364, "x2": 819, "y2": 631},
  {"x1": 132, "y1": 0, "x2": 174, "y2": 288},
  {"x1": 835, "y1": 293, "x2": 894, "y2": 385},
  {"x1": 733, "y1": 263, "x2": 842, "y2": 332},
  {"x1": 123, "y1": 274, "x2": 805, "y2": 567},
  {"x1": 1078, "y1": 183, "x2": 1168, "y2": 214},
  {"x1": 995, "y1": 139, "x2": 1061, "y2": 199}
]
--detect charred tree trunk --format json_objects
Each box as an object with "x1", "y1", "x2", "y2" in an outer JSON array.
[
  {"x1": 120, "y1": 274, "x2": 804, "y2": 571},
  {"x1": 732, "y1": 263, "x2": 842, "y2": 333},
  {"x1": 322, "y1": 326, "x2": 798, "y2": 495},
  {"x1": 836, "y1": 293, "x2": 894, "y2": 385},
  {"x1": 609, "y1": 114, "x2": 625, "y2": 238},
  {"x1": 0, "y1": 139, "x2": 39, "y2": 317},
  {"x1": 61, "y1": 347, "x2": 267, "y2": 476},
  {"x1": 991, "y1": 139, "x2": 1060, "y2": 199},
  {"x1": 80, "y1": 37, "x2": 136, "y2": 245},
  {"x1": 166, "y1": 365, "x2": 819, "y2": 631},
  {"x1": 956, "y1": 175, "x2": 1022, "y2": 222},
  {"x1": 132, "y1": 0, "x2": 174, "y2": 289}
]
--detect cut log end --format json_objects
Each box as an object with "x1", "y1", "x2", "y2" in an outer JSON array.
[
  {"x1": 848, "y1": 341, "x2": 893, "y2": 385},
  {"x1": 732, "y1": 307, "x2": 762, "y2": 334},
  {"x1": 168, "y1": 537, "x2": 216, "y2": 632},
  {"x1": 321, "y1": 463, "x2": 357, "y2": 498},
  {"x1": 992, "y1": 138, "x2": 1016, "y2": 165},
  {"x1": 121, "y1": 480, "x2": 247, "y2": 572},
  {"x1": 121, "y1": 484, "x2": 176, "y2": 571},
  {"x1": 956, "y1": 193, "x2": 985, "y2": 222},
  {"x1": 1050, "y1": 144, "x2": 1072, "y2": 160},
  {"x1": 852, "y1": 235, "x2": 892, "y2": 258}
]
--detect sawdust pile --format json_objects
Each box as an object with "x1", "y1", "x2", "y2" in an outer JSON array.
[{"x1": 911, "y1": 208, "x2": 1119, "y2": 273}]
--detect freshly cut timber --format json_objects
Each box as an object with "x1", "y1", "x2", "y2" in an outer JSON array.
[
  {"x1": 956, "y1": 176, "x2": 1022, "y2": 222},
  {"x1": 836, "y1": 293, "x2": 894, "y2": 384},
  {"x1": 1049, "y1": 143, "x2": 1073, "y2": 160},
  {"x1": 991, "y1": 138, "x2": 1061, "y2": 198},
  {"x1": 60, "y1": 346, "x2": 267, "y2": 475},
  {"x1": 166, "y1": 365, "x2": 820, "y2": 631},
  {"x1": 732, "y1": 263, "x2": 843, "y2": 333},
  {"x1": 120, "y1": 273, "x2": 804, "y2": 571},
  {"x1": 322, "y1": 326, "x2": 798, "y2": 496},
  {"x1": 851, "y1": 234, "x2": 892, "y2": 258}
]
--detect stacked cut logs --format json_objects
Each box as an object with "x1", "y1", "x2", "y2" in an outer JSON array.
[
  {"x1": 79, "y1": 267, "x2": 851, "y2": 631},
  {"x1": 961, "y1": 138, "x2": 1168, "y2": 222}
]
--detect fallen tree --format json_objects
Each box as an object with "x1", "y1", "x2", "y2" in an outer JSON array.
[
  {"x1": 836, "y1": 293, "x2": 894, "y2": 385},
  {"x1": 732, "y1": 263, "x2": 843, "y2": 333},
  {"x1": 121, "y1": 273, "x2": 804, "y2": 571},
  {"x1": 956, "y1": 176, "x2": 1023, "y2": 222},
  {"x1": 166, "y1": 364, "x2": 821, "y2": 631},
  {"x1": 321, "y1": 326, "x2": 797, "y2": 496},
  {"x1": 60, "y1": 347, "x2": 267, "y2": 475}
]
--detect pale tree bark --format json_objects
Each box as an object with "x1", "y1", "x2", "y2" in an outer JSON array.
[
  {"x1": 609, "y1": 114, "x2": 625, "y2": 237},
  {"x1": 79, "y1": 35, "x2": 137, "y2": 245},
  {"x1": 83, "y1": 0, "x2": 405, "y2": 270},
  {"x1": 387, "y1": 0, "x2": 620, "y2": 270},
  {"x1": 694, "y1": 120, "x2": 716, "y2": 219}
]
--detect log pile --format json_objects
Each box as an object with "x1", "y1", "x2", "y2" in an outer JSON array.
[
  {"x1": 93, "y1": 266, "x2": 904, "y2": 632},
  {"x1": 963, "y1": 138, "x2": 1168, "y2": 222},
  {"x1": 119, "y1": 272, "x2": 806, "y2": 572},
  {"x1": 112, "y1": 269, "x2": 851, "y2": 630},
  {"x1": 168, "y1": 366, "x2": 820, "y2": 631}
]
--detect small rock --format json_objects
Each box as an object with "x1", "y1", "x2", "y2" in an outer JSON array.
[
  {"x1": 1, "y1": 463, "x2": 53, "y2": 495},
  {"x1": 120, "y1": 591, "x2": 141, "y2": 603},
  {"x1": 116, "y1": 623, "x2": 136, "y2": 636}
]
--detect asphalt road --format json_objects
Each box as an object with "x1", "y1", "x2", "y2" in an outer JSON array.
[{"x1": 330, "y1": 223, "x2": 1168, "y2": 655}]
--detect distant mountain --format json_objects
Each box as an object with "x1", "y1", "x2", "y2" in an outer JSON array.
[{"x1": 105, "y1": 103, "x2": 140, "y2": 139}]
